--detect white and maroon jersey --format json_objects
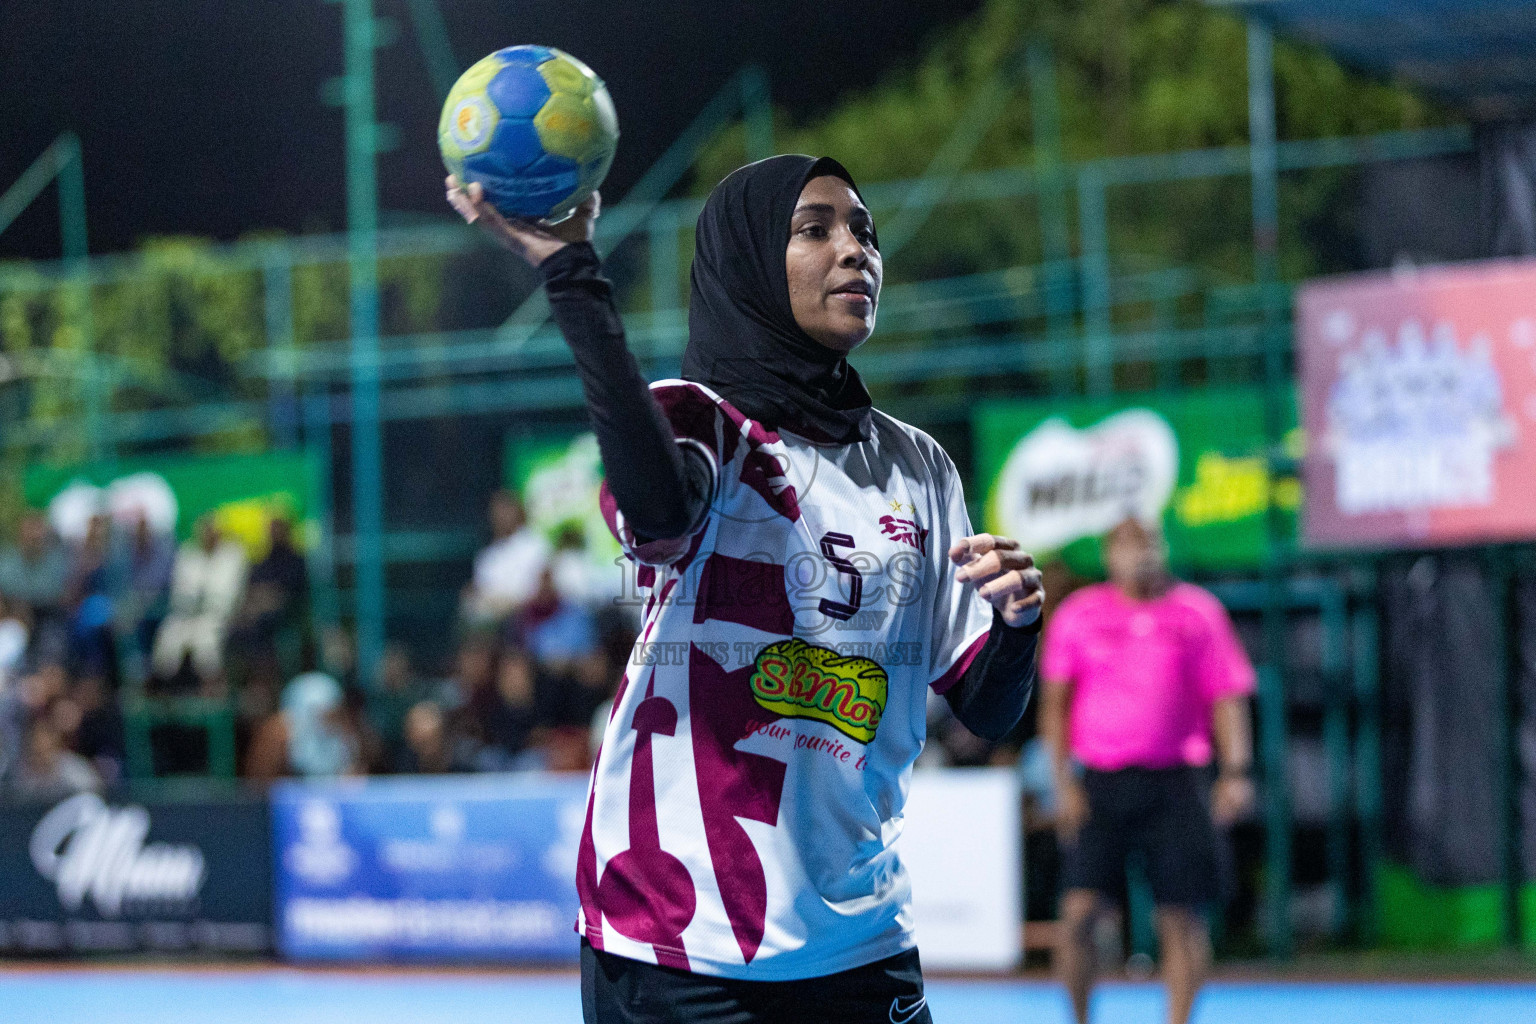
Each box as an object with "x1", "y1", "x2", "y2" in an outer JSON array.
[{"x1": 576, "y1": 380, "x2": 993, "y2": 981}]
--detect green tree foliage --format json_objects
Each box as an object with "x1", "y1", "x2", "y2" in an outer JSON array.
[
  {"x1": 0, "y1": 236, "x2": 446, "y2": 524},
  {"x1": 696, "y1": 0, "x2": 1449, "y2": 286}
]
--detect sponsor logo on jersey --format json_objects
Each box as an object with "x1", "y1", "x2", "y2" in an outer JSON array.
[
  {"x1": 748, "y1": 638, "x2": 888, "y2": 744},
  {"x1": 879, "y1": 514, "x2": 928, "y2": 551}
]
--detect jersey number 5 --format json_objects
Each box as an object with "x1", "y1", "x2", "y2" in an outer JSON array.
[{"x1": 818, "y1": 531, "x2": 862, "y2": 621}]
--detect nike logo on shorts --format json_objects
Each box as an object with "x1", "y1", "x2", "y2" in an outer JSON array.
[{"x1": 889, "y1": 994, "x2": 927, "y2": 1023}]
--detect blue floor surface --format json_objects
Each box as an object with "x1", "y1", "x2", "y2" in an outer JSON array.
[{"x1": 3, "y1": 970, "x2": 1535, "y2": 1024}]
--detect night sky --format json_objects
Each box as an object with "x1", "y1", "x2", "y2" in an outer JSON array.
[{"x1": 1, "y1": 0, "x2": 981, "y2": 260}]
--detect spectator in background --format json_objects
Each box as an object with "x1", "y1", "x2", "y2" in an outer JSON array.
[
  {"x1": 63, "y1": 512, "x2": 118, "y2": 681},
  {"x1": 367, "y1": 643, "x2": 439, "y2": 767},
  {"x1": 0, "y1": 512, "x2": 69, "y2": 651},
  {"x1": 111, "y1": 510, "x2": 175, "y2": 676},
  {"x1": 463, "y1": 491, "x2": 548, "y2": 624},
  {"x1": 548, "y1": 522, "x2": 624, "y2": 611},
  {"x1": 70, "y1": 672, "x2": 125, "y2": 787},
  {"x1": 478, "y1": 644, "x2": 545, "y2": 770},
  {"x1": 395, "y1": 698, "x2": 484, "y2": 774},
  {"x1": 0, "y1": 593, "x2": 29, "y2": 693},
  {"x1": 245, "y1": 669, "x2": 361, "y2": 780},
  {"x1": 236, "y1": 517, "x2": 308, "y2": 650},
  {"x1": 229, "y1": 516, "x2": 310, "y2": 712},
  {"x1": 0, "y1": 511, "x2": 69, "y2": 612},
  {"x1": 0, "y1": 663, "x2": 101, "y2": 801},
  {"x1": 6, "y1": 709, "x2": 103, "y2": 802},
  {"x1": 1042, "y1": 518, "x2": 1256, "y2": 1024},
  {"x1": 0, "y1": 663, "x2": 67, "y2": 783},
  {"x1": 151, "y1": 516, "x2": 247, "y2": 694}
]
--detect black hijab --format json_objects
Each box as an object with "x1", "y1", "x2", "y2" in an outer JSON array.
[{"x1": 683, "y1": 155, "x2": 875, "y2": 444}]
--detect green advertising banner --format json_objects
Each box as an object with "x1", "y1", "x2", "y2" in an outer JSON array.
[
  {"x1": 975, "y1": 388, "x2": 1300, "y2": 574},
  {"x1": 25, "y1": 451, "x2": 317, "y2": 559}
]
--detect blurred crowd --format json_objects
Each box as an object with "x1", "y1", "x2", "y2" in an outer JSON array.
[
  {"x1": 0, "y1": 490, "x2": 642, "y2": 802},
  {"x1": 0, "y1": 487, "x2": 1038, "y2": 804}
]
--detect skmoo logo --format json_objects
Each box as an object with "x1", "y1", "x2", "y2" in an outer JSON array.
[{"x1": 28, "y1": 793, "x2": 206, "y2": 917}]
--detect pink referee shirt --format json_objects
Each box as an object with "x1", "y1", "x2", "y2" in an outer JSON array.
[{"x1": 1041, "y1": 581, "x2": 1256, "y2": 771}]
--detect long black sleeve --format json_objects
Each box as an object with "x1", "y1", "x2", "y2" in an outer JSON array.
[
  {"x1": 540, "y1": 242, "x2": 712, "y2": 540},
  {"x1": 944, "y1": 610, "x2": 1041, "y2": 741}
]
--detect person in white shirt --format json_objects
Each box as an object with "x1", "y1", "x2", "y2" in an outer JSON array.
[
  {"x1": 151, "y1": 516, "x2": 248, "y2": 691},
  {"x1": 464, "y1": 490, "x2": 550, "y2": 623}
]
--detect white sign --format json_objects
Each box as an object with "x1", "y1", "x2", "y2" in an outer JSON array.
[
  {"x1": 29, "y1": 793, "x2": 206, "y2": 917},
  {"x1": 993, "y1": 410, "x2": 1179, "y2": 552},
  {"x1": 1324, "y1": 320, "x2": 1513, "y2": 515},
  {"x1": 902, "y1": 768, "x2": 1020, "y2": 970}
]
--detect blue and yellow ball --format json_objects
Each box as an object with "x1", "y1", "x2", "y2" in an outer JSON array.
[{"x1": 439, "y1": 45, "x2": 618, "y2": 221}]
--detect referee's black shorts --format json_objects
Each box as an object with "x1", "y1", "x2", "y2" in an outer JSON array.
[
  {"x1": 581, "y1": 940, "x2": 933, "y2": 1024},
  {"x1": 1059, "y1": 765, "x2": 1222, "y2": 910}
]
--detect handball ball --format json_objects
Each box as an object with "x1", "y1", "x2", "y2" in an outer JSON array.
[{"x1": 439, "y1": 45, "x2": 618, "y2": 221}]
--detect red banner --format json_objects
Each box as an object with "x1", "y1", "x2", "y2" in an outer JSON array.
[{"x1": 1298, "y1": 259, "x2": 1536, "y2": 549}]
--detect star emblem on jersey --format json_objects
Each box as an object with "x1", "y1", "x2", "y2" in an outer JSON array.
[{"x1": 748, "y1": 638, "x2": 888, "y2": 744}]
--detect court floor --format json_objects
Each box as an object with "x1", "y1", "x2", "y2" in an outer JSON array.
[{"x1": 3, "y1": 970, "x2": 1535, "y2": 1023}]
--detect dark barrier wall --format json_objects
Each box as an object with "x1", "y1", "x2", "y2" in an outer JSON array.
[{"x1": 0, "y1": 791, "x2": 271, "y2": 954}]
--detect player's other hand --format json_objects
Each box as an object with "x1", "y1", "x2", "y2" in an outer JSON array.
[
  {"x1": 445, "y1": 176, "x2": 600, "y2": 267},
  {"x1": 950, "y1": 533, "x2": 1044, "y2": 628}
]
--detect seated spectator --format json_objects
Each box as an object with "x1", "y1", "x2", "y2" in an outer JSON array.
[
  {"x1": 110, "y1": 511, "x2": 174, "y2": 677},
  {"x1": 463, "y1": 491, "x2": 549, "y2": 625},
  {"x1": 151, "y1": 516, "x2": 248, "y2": 694},
  {"x1": 245, "y1": 670, "x2": 361, "y2": 780},
  {"x1": 230, "y1": 517, "x2": 309, "y2": 673},
  {"x1": 71, "y1": 672, "x2": 126, "y2": 788},
  {"x1": 0, "y1": 593, "x2": 29, "y2": 693},
  {"x1": 477, "y1": 645, "x2": 546, "y2": 770},
  {"x1": 5, "y1": 710, "x2": 103, "y2": 803},
  {"x1": 548, "y1": 523, "x2": 625, "y2": 612},
  {"x1": 516, "y1": 567, "x2": 608, "y2": 732},
  {"x1": 0, "y1": 662, "x2": 68, "y2": 784},
  {"x1": 396, "y1": 699, "x2": 479, "y2": 774},
  {"x1": 367, "y1": 643, "x2": 440, "y2": 767},
  {"x1": 64, "y1": 512, "x2": 118, "y2": 682},
  {"x1": 446, "y1": 632, "x2": 499, "y2": 719},
  {"x1": 0, "y1": 511, "x2": 70, "y2": 655},
  {"x1": 229, "y1": 516, "x2": 309, "y2": 718}
]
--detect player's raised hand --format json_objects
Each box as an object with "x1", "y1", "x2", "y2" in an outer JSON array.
[
  {"x1": 950, "y1": 533, "x2": 1044, "y2": 628},
  {"x1": 445, "y1": 176, "x2": 600, "y2": 267}
]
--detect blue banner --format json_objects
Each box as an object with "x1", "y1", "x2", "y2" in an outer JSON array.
[{"x1": 272, "y1": 774, "x2": 588, "y2": 962}]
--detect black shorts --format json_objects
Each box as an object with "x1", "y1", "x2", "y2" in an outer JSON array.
[
  {"x1": 1059, "y1": 766, "x2": 1221, "y2": 910},
  {"x1": 581, "y1": 940, "x2": 933, "y2": 1024}
]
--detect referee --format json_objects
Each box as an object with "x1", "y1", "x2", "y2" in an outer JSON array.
[{"x1": 1040, "y1": 517, "x2": 1255, "y2": 1024}]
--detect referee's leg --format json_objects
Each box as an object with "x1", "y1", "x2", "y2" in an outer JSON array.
[
  {"x1": 1146, "y1": 768, "x2": 1221, "y2": 1024},
  {"x1": 1056, "y1": 888, "x2": 1105, "y2": 1024}
]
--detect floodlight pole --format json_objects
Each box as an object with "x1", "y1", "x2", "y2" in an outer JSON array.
[{"x1": 330, "y1": 0, "x2": 387, "y2": 687}]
